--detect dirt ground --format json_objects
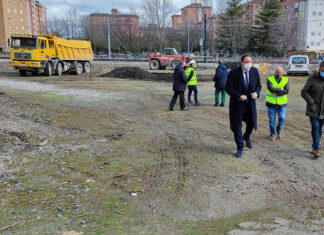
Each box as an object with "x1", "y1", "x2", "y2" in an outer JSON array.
[{"x1": 0, "y1": 60, "x2": 323, "y2": 234}]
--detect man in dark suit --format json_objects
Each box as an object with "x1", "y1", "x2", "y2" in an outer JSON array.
[
  {"x1": 168, "y1": 61, "x2": 189, "y2": 111},
  {"x1": 225, "y1": 54, "x2": 262, "y2": 158}
]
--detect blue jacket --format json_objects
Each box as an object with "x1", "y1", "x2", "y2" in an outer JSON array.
[
  {"x1": 172, "y1": 64, "x2": 187, "y2": 92},
  {"x1": 213, "y1": 64, "x2": 228, "y2": 89}
]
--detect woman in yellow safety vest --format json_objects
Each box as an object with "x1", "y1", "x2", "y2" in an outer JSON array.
[{"x1": 186, "y1": 60, "x2": 201, "y2": 106}]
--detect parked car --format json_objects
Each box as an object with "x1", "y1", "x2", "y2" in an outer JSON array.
[{"x1": 287, "y1": 55, "x2": 310, "y2": 76}]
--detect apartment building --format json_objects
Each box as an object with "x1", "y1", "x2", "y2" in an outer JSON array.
[
  {"x1": 26, "y1": 0, "x2": 47, "y2": 35},
  {"x1": 90, "y1": 9, "x2": 139, "y2": 36},
  {"x1": 246, "y1": 0, "x2": 324, "y2": 51},
  {"x1": 303, "y1": 0, "x2": 324, "y2": 50},
  {"x1": 0, "y1": 0, "x2": 47, "y2": 51},
  {"x1": 171, "y1": 3, "x2": 212, "y2": 29},
  {"x1": 245, "y1": 0, "x2": 263, "y2": 25}
]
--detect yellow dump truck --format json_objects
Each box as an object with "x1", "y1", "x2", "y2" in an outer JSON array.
[{"x1": 9, "y1": 34, "x2": 93, "y2": 76}]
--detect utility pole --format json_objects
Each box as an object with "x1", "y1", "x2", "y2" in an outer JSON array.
[
  {"x1": 187, "y1": 18, "x2": 190, "y2": 54},
  {"x1": 204, "y1": 14, "x2": 207, "y2": 63},
  {"x1": 107, "y1": 17, "x2": 111, "y2": 60}
]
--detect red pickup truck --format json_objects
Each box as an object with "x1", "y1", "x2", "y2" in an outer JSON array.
[{"x1": 148, "y1": 48, "x2": 191, "y2": 70}]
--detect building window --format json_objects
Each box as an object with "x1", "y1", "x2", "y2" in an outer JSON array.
[
  {"x1": 318, "y1": 32, "x2": 321, "y2": 36},
  {"x1": 13, "y1": 8, "x2": 17, "y2": 13},
  {"x1": 20, "y1": 9, "x2": 23, "y2": 14},
  {"x1": 311, "y1": 42, "x2": 315, "y2": 46},
  {"x1": 21, "y1": 26, "x2": 24, "y2": 30},
  {"x1": 295, "y1": 2, "x2": 298, "y2": 8},
  {"x1": 8, "y1": 16, "x2": 11, "y2": 20},
  {"x1": 319, "y1": 12, "x2": 322, "y2": 16},
  {"x1": 9, "y1": 24, "x2": 12, "y2": 29},
  {"x1": 312, "y1": 32, "x2": 316, "y2": 36},
  {"x1": 317, "y1": 42, "x2": 320, "y2": 46},
  {"x1": 21, "y1": 18, "x2": 24, "y2": 22},
  {"x1": 7, "y1": 8, "x2": 10, "y2": 13},
  {"x1": 7, "y1": 0, "x2": 10, "y2": 4},
  {"x1": 313, "y1": 11, "x2": 317, "y2": 16},
  {"x1": 320, "y1": 2, "x2": 323, "y2": 6},
  {"x1": 20, "y1": 2, "x2": 22, "y2": 7},
  {"x1": 15, "y1": 24, "x2": 18, "y2": 29},
  {"x1": 13, "y1": 1, "x2": 16, "y2": 6}
]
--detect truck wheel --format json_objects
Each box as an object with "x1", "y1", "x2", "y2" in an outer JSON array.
[
  {"x1": 171, "y1": 60, "x2": 180, "y2": 70},
  {"x1": 149, "y1": 60, "x2": 160, "y2": 70},
  {"x1": 19, "y1": 70, "x2": 27, "y2": 76},
  {"x1": 76, "y1": 63, "x2": 83, "y2": 75},
  {"x1": 56, "y1": 63, "x2": 63, "y2": 76},
  {"x1": 44, "y1": 62, "x2": 52, "y2": 76},
  {"x1": 31, "y1": 71, "x2": 38, "y2": 76},
  {"x1": 83, "y1": 62, "x2": 91, "y2": 73}
]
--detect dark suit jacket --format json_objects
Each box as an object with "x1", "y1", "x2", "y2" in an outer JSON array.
[
  {"x1": 172, "y1": 64, "x2": 187, "y2": 92},
  {"x1": 225, "y1": 66, "x2": 262, "y2": 130}
]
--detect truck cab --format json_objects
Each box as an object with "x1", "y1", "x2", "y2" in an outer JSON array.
[
  {"x1": 161, "y1": 48, "x2": 178, "y2": 55},
  {"x1": 9, "y1": 34, "x2": 56, "y2": 75}
]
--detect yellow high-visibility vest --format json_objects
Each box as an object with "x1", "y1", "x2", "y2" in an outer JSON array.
[
  {"x1": 186, "y1": 67, "x2": 197, "y2": 86},
  {"x1": 266, "y1": 75, "x2": 288, "y2": 106}
]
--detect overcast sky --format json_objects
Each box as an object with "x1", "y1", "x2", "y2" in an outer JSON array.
[{"x1": 41, "y1": 0, "x2": 196, "y2": 18}]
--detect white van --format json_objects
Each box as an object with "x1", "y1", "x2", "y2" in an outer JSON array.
[{"x1": 287, "y1": 55, "x2": 310, "y2": 76}]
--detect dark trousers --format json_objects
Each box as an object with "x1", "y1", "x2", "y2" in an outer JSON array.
[
  {"x1": 169, "y1": 91, "x2": 185, "y2": 110},
  {"x1": 232, "y1": 102, "x2": 254, "y2": 150},
  {"x1": 188, "y1": 85, "x2": 198, "y2": 103},
  {"x1": 310, "y1": 116, "x2": 324, "y2": 150}
]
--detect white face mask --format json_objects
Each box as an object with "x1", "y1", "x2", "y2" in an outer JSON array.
[
  {"x1": 193, "y1": 65, "x2": 197, "y2": 68},
  {"x1": 243, "y1": 63, "x2": 252, "y2": 71}
]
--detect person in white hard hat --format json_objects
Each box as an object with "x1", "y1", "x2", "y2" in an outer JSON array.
[{"x1": 186, "y1": 59, "x2": 201, "y2": 106}]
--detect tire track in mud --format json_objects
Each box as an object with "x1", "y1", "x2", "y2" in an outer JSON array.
[{"x1": 148, "y1": 133, "x2": 191, "y2": 194}]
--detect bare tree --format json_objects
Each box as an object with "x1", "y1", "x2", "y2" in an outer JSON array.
[
  {"x1": 142, "y1": 0, "x2": 173, "y2": 51},
  {"x1": 129, "y1": 7, "x2": 138, "y2": 15},
  {"x1": 46, "y1": 17, "x2": 64, "y2": 37},
  {"x1": 190, "y1": 0, "x2": 212, "y2": 6},
  {"x1": 271, "y1": 13, "x2": 298, "y2": 56},
  {"x1": 213, "y1": 0, "x2": 230, "y2": 13},
  {"x1": 79, "y1": 15, "x2": 92, "y2": 40},
  {"x1": 62, "y1": 9, "x2": 79, "y2": 39}
]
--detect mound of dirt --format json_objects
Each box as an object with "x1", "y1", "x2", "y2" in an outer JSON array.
[
  {"x1": 101, "y1": 66, "x2": 213, "y2": 82},
  {"x1": 101, "y1": 67, "x2": 156, "y2": 80}
]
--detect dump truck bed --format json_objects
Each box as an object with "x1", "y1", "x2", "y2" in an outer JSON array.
[{"x1": 54, "y1": 37, "x2": 93, "y2": 61}]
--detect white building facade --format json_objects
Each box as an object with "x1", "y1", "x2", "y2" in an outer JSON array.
[{"x1": 304, "y1": 0, "x2": 324, "y2": 50}]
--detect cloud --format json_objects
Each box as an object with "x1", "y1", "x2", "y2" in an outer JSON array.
[{"x1": 41, "y1": 0, "x2": 192, "y2": 17}]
